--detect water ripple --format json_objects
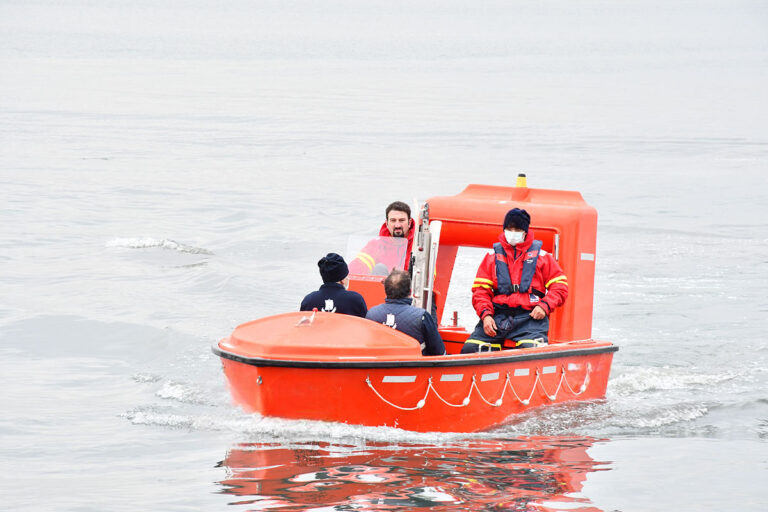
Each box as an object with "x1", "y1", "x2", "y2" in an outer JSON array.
[{"x1": 106, "y1": 237, "x2": 214, "y2": 255}]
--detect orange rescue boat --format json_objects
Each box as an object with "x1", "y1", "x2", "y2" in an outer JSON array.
[{"x1": 213, "y1": 178, "x2": 617, "y2": 432}]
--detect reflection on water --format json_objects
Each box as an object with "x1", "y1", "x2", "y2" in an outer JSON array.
[{"x1": 217, "y1": 437, "x2": 607, "y2": 511}]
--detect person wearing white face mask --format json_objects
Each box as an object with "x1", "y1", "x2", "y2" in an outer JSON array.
[
  {"x1": 504, "y1": 228, "x2": 526, "y2": 245},
  {"x1": 461, "y1": 208, "x2": 569, "y2": 353}
]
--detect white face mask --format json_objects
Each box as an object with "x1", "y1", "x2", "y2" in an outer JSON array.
[{"x1": 504, "y1": 229, "x2": 525, "y2": 245}]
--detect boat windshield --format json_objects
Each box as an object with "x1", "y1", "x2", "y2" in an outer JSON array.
[{"x1": 346, "y1": 235, "x2": 408, "y2": 276}]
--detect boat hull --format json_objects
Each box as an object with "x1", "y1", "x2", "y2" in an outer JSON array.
[{"x1": 215, "y1": 340, "x2": 616, "y2": 433}]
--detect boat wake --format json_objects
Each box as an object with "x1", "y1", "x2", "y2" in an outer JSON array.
[
  {"x1": 106, "y1": 237, "x2": 213, "y2": 255},
  {"x1": 155, "y1": 379, "x2": 212, "y2": 405},
  {"x1": 122, "y1": 403, "x2": 481, "y2": 444},
  {"x1": 608, "y1": 366, "x2": 738, "y2": 394}
]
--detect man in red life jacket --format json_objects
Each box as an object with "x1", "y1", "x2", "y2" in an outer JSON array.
[
  {"x1": 349, "y1": 201, "x2": 416, "y2": 275},
  {"x1": 460, "y1": 208, "x2": 569, "y2": 353}
]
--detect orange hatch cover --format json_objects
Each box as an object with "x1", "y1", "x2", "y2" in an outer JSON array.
[{"x1": 219, "y1": 311, "x2": 423, "y2": 361}]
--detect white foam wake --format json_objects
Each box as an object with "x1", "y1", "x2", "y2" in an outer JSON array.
[
  {"x1": 609, "y1": 367, "x2": 737, "y2": 395},
  {"x1": 106, "y1": 237, "x2": 213, "y2": 255},
  {"x1": 122, "y1": 405, "x2": 483, "y2": 443}
]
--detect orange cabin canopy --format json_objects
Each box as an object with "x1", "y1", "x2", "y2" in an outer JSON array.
[{"x1": 349, "y1": 183, "x2": 597, "y2": 343}]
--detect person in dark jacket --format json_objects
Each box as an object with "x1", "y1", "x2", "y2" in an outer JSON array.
[
  {"x1": 366, "y1": 270, "x2": 445, "y2": 356},
  {"x1": 300, "y1": 253, "x2": 368, "y2": 317}
]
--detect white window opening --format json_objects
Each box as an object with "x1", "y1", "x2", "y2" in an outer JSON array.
[{"x1": 441, "y1": 246, "x2": 491, "y2": 330}]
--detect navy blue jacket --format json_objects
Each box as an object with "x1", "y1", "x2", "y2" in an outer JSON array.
[
  {"x1": 300, "y1": 283, "x2": 368, "y2": 318},
  {"x1": 366, "y1": 298, "x2": 445, "y2": 356}
]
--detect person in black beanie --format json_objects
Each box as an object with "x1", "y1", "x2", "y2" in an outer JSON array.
[
  {"x1": 504, "y1": 207, "x2": 530, "y2": 234},
  {"x1": 460, "y1": 207, "x2": 569, "y2": 353},
  {"x1": 300, "y1": 253, "x2": 368, "y2": 317}
]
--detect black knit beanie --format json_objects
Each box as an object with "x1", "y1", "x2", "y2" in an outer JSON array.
[
  {"x1": 318, "y1": 253, "x2": 349, "y2": 283},
  {"x1": 503, "y1": 208, "x2": 531, "y2": 232}
]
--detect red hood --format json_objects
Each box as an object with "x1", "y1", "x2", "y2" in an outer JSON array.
[
  {"x1": 497, "y1": 228, "x2": 535, "y2": 253},
  {"x1": 379, "y1": 218, "x2": 416, "y2": 242}
]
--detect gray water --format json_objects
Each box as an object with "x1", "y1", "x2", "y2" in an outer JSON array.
[{"x1": 1, "y1": 0, "x2": 767, "y2": 510}]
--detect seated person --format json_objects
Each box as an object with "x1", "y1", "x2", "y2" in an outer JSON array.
[
  {"x1": 300, "y1": 253, "x2": 368, "y2": 318},
  {"x1": 461, "y1": 208, "x2": 568, "y2": 353},
  {"x1": 349, "y1": 201, "x2": 415, "y2": 275},
  {"x1": 366, "y1": 270, "x2": 445, "y2": 356}
]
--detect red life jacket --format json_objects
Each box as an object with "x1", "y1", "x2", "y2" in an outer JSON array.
[{"x1": 378, "y1": 218, "x2": 415, "y2": 270}]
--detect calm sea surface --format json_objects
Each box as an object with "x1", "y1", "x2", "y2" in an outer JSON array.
[{"x1": 1, "y1": 1, "x2": 767, "y2": 510}]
